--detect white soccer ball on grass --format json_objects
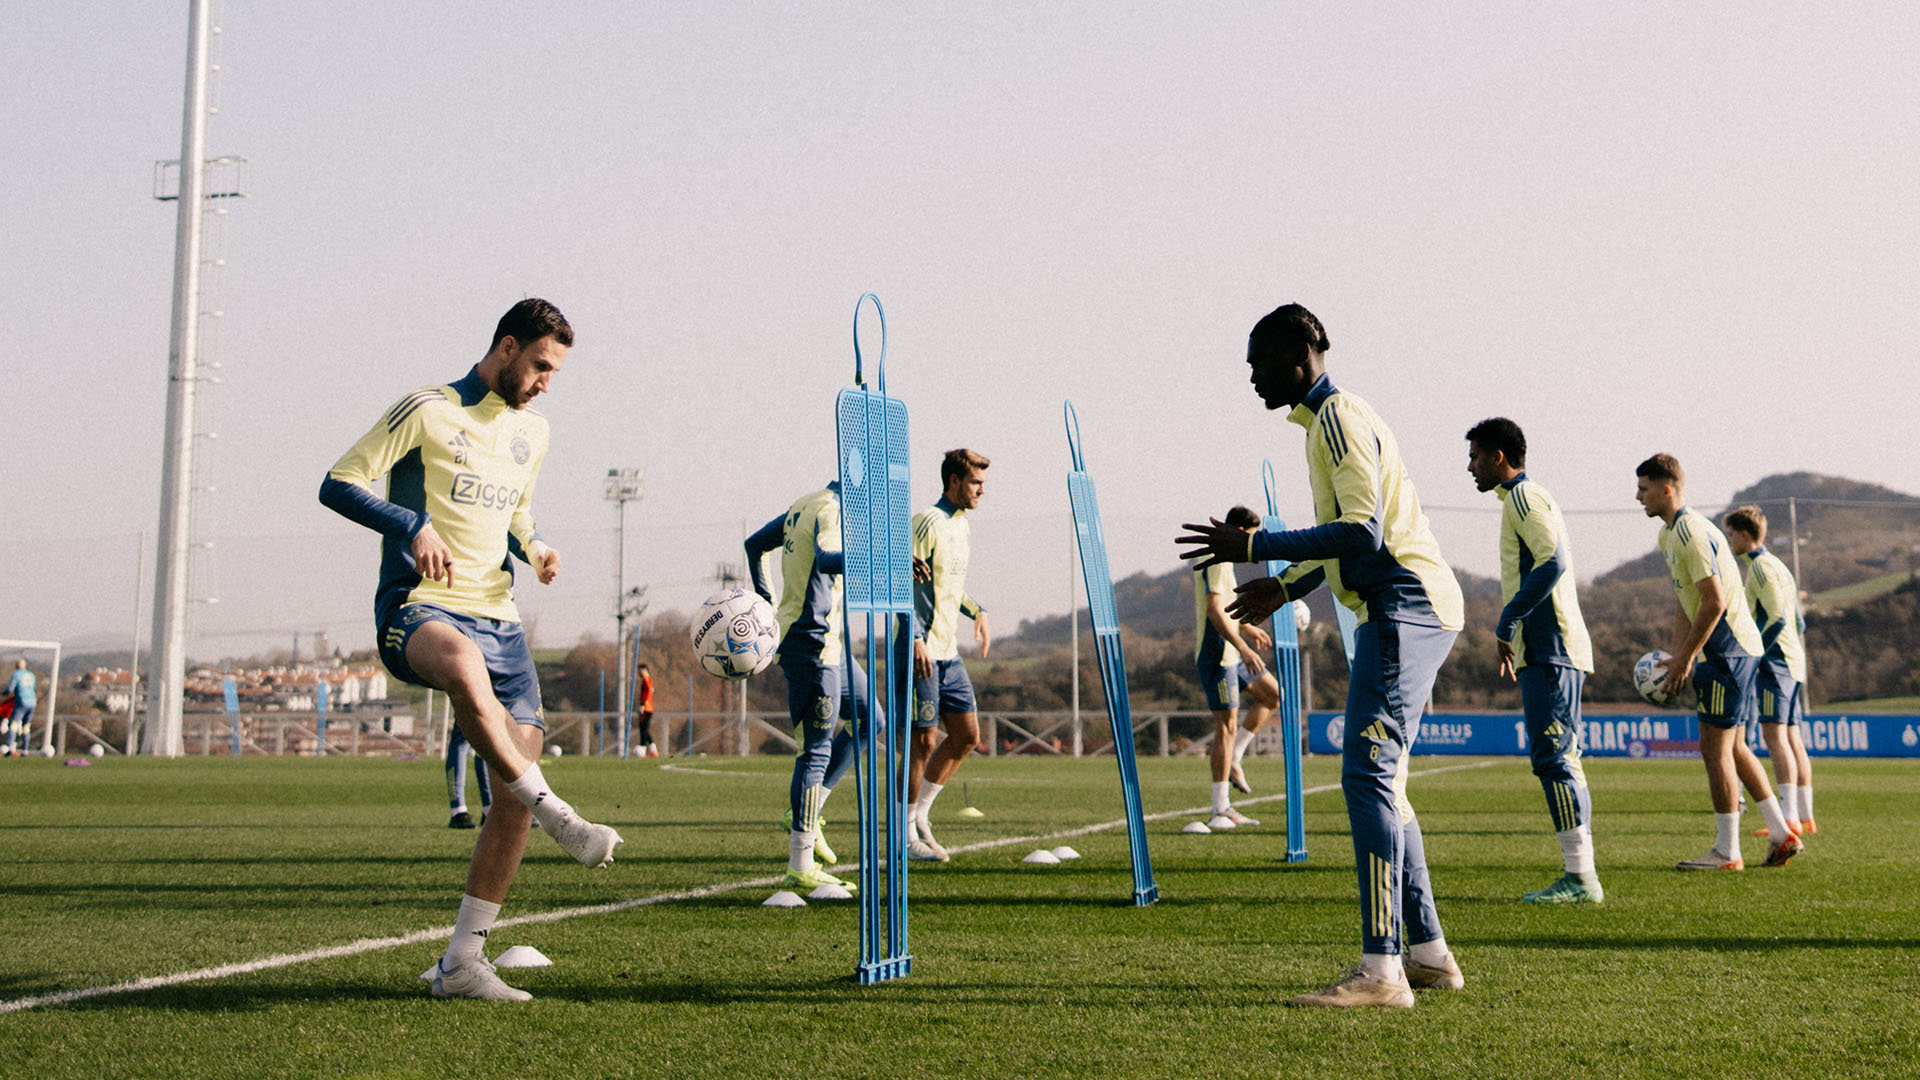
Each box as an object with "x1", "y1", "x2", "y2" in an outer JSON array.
[{"x1": 691, "y1": 587, "x2": 779, "y2": 680}]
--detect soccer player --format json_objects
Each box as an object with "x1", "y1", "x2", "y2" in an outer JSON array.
[
  {"x1": 1724, "y1": 506, "x2": 1816, "y2": 836},
  {"x1": 1179, "y1": 303, "x2": 1465, "y2": 1009},
  {"x1": 445, "y1": 724, "x2": 491, "y2": 829},
  {"x1": 746, "y1": 483, "x2": 868, "y2": 894},
  {"x1": 636, "y1": 662, "x2": 658, "y2": 757},
  {"x1": 905, "y1": 449, "x2": 992, "y2": 862},
  {"x1": 1633, "y1": 455, "x2": 1801, "y2": 870},
  {"x1": 1465, "y1": 418, "x2": 1602, "y2": 904},
  {"x1": 3, "y1": 660, "x2": 34, "y2": 756},
  {"x1": 319, "y1": 298, "x2": 623, "y2": 1002},
  {"x1": 1192, "y1": 505, "x2": 1280, "y2": 831}
]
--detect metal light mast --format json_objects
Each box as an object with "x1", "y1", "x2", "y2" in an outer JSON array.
[{"x1": 605, "y1": 468, "x2": 644, "y2": 754}]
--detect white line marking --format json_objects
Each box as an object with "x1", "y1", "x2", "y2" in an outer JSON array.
[{"x1": 0, "y1": 759, "x2": 1499, "y2": 1014}]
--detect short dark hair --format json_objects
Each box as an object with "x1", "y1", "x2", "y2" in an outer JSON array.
[
  {"x1": 1248, "y1": 303, "x2": 1330, "y2": 353},
  {"x1": 940, "y1": 448, "x2": 990, "y2": 488},
  {"x1": 1466, "y1": 417, "x2": 1527, "y2": 469},
  {"x1": 1724, "y1": 505, "x2": 1767, "y2": 543},
  {"x1": 1635, "y1": 453, "x2": 1685, "y2": 487},
  {"x1": 1224, "y1": 505, "x2": 1262, "y2": 530},
  {"x1": 492, "y1": 298, "x2": 573, "y2": 351}
]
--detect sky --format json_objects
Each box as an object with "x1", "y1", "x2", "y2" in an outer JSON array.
[{"x1": 6, "y1": 2, "x2": 1918, "y2": 661}]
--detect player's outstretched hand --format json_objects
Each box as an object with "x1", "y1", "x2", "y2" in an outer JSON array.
[
  {"x1": 1243, "y1": 623, "x2": 1273, "y2": 653},
  {"x1": 1176, "y1": 518, "x2": 1246, "y2": 570},
  {"x1": 912, "y1": 556, "x2": 932, "y2": 583},
  {"x1": 529, "y1": 538, "x2": 560, "y2": 580},
  {"x1": 412, "y1": 524, "x2": 456, "y2": 589},
  {"x1": 1226, "y1": 577, "x2": 1286, "y2": 624},
  {"x1": 1496, "y1": 639, "x2": 1517, "y2": 682},
  {"x1": 975, "y1": 611, "x2": 991, "y2": 658}
]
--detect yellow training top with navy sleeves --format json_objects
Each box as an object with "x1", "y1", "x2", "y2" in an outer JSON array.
[
  {"x1": 320, "y1": 367, "x2": 548, "y2": 627},
  {"x1": 912, "y1": 496, "x2": 984, "y2": 663},
  {"x1": 1193, "y1": 561, "x2": 1239, "y2": 667},
  {"x1": 744, "y1": 485, "x2": 847, "y2": 666},
  {"x1": 1495, "y1": 474, "x2": 1593, "y2": 672},
  {"x1": 1247, "y1": 375, "x2": 1464, "y2": 632},
  {"x1": 1741, "y1": 545, "x2": 1807, "y2": 683},
  {"x1": 1657, "y1": 507, "x2": 1763, "y2": 660}
]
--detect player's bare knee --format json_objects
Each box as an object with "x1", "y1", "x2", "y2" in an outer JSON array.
[{"x1": 946, "y1": 714, "x2": 982, "y2": 751}]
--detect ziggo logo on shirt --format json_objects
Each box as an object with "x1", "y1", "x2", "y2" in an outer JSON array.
[{"x1": 449, "y1": 473, "x2": 521, "y2": 510}]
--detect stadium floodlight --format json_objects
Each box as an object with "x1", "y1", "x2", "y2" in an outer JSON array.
[{"x1": 605, "y1": 468, "x2": 644, "y2": 756}]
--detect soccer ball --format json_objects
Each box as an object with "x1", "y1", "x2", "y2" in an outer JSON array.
[
  {"x1": 546, "y1": 744, "x2": 563, "y2": 758},
  {"x1": 88, "y1": 744, "x2": 105, "y2": 758},
  {"x1": 1633, "y1": 650, "x2": 1674, "y2": 706},
  {"x1": 692, "y1": 587, "x2": 779, "y2": 680}
]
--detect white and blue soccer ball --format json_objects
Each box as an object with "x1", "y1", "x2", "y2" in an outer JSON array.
[
  {"x1": 691, "y1": 588, "x2": 779, "y2": 680},
  {"x1": 1633, "y1": 649, "x2": 1674, "y2": 706}
]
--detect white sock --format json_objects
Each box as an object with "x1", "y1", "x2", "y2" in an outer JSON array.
[
  {"x1": 1756, "y1": 795, "x2": 1791, "y2": 840},
  {"x1": 1408, "y1": 937, "x2": 1449, "y2": 967},
  {"x1": 1361, "y1": 952, "x2": 1405, "y2": 981},
  {"x1": 1211, "y1": 781, "x2": 1231, "y2": 815},
  {"x1": 1232, "y1": 727, "x2": 1255, "y2": 766},
  {"x1": 444, "y1": 894, "x2": 500, "y2": 967},
  {"x1": 789, "y1": 830, "x2": 815, "y2": 873},
  {"x1": 1556, "y1": 826, "x2": 1595, "y2": 876},
  {"x1": 1797, "y1": 784, "x2": 1814, "y2": 821},
  {"x1": 506, "y1": 763, "x2": 577, "y2": 833},
  {"x1": 916, "y1": 781, "x2": 944, "y2": 822},
  {"x1": 1715, "y1": 812, "x2": 1740, "y2": 857},
  {"x1": 1776, "y1": 785, "x2": 1799, "y2": 823}
]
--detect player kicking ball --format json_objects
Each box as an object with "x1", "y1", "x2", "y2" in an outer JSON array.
[
  {"x1": 1181, "y1": 303, "x2": 1465, "y2": 1008},
  {"x1": 1634, "y1": 455, "x2": 1801, "y2": 870},
  {"x1": 746, "y1": 483, "x2": 867, "y2": 895},
  {"x1": 905, "y1": 450, "x2": 992, "y2": 862},
  {"x1": 320, "y1": 299, "x2": 622, "y2": 1002},
  {"x1": 1465, "y1": 419, "x2": 1603, "y2": 904},
  {"x1": 1191, "y1": 506, "x2": 1280, "y2": 831},
  {"x1": 1724, "y1": 506, "x2": 1817, "y2": 837}
]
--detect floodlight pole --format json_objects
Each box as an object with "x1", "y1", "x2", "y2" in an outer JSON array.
[
  {"x1": 146, "y1": 0, "x2": 214, "y2": 758},
  {"x1": 605, "y1": 468, "x2": 643, "y2": 757},
  {"x1": 1070, "y1": 521, "x2": 1082, "y2": 757}
]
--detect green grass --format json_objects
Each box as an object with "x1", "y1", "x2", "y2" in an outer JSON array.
[
  {"x1": 2, "y1": 754, "x2": 1916, "y2": 1079},
  {"x1": 1811, "y1": 569, "x2": 1910, "y2": 608},
  {"x1": 1822, "y1": 696, "x2": 1920, "y2": 713}
]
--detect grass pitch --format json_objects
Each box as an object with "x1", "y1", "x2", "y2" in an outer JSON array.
[{"x1": 2, "y1": 751, "x2": 1915, "y2": 1079}]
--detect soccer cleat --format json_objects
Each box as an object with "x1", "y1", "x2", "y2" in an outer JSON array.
[
  {"x1": 1229, "y1": 764, "x2": 1252, "y2": 795},
  {"x1": 1288, "y1": 968, "x2": 1415, "y2": 1009},
  {"x1": 1405, "y1": 953, "x2": 1465, "y2": 990},
  {"x1": 1799, "y1": 819, "x2": 1818, "y2": 836},
  {"x1": 1222, "y1": 807, "x2": 1261, "y2": 827},
  {"x1": 550, "y1": 817, "x2": 623, "y2": 869},
  {"x1": 1676, "y1": 849, "x2": 1744, "y2": 871},
  {"x1": 448, "y1": 811, "x2": 476, "y2": 830},
  {"x1": 782, "y1": 810, "x2": 837, "y2": 865},
  {"x1": 782, "y1": 866, "x2": 855, "y2": 895},
  {"x1": 422, "y1": 957, "x2": 532, "y2": 1002},
  {"x1": 1753, "y1": 822, "x2": 1801, "y2": 838},
  {"x1": 907, "y1": 837, "x2": 950, "y2": 862},
  {"x1": 1522, "y1": 873, "x2": 1603, "y2": 905},
  {"x1": 1762, "y1": 832, "x2": 1803, "y2": 868},
  {"x1": 1205, "y1": 814, "x2": 1239, "y2": 831}
]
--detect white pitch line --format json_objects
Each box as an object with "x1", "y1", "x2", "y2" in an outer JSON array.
[{"x1": 0, "y1": 758, "x2": 1499, "y2": 1015}]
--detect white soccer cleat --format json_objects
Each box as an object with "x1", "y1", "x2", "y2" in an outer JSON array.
[
  {"x1": 1288, "y1": 967, "x2": 1415, "y2": 1009},
  {"x1": 422, "y1": 957, "x2": 532, "y2": 1002},
  {"x1": 1229, "y1": 764, "x2": 1252, "y2": 795},
  {"x1": 907, "y1": 837, "x2": 950, "y2": 862},
  {"x1": 1405, "y1": 953, "x2": 1465, "y2": 990},
  {"x1": 1675, "y1": 848, "x2": 1744, "y2": 871},
  {"x1": 551, "y1": 817, "x2": 623, "y2": 869},
  {"x1": 1222, "y1": 807, "x2": 1261, "y2": 827},
  {"x1": 1205, "y1": 814, "x2": 1239, "y2": 831}
]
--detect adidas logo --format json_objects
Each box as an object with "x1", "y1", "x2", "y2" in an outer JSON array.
[
  {"x1": 1361, "y1": 721, "x2": 1388, "y2": 742},
  {"x1": 1544, "y1": 722, "x2": 1563, "y2": 737}
]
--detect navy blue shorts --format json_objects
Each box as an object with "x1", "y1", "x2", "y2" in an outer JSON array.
[
  {"x1": 913, "y1": 658, "x2": 976, "y2": 728},
  {"x1": 1197, "y1": 662, "x2": 1252, "y2": 712},
  {"x1": 379, "y1": 603, "x2": 545, "y2": 729},
  {"x1": 1692, "y1": 653, "x2": 1757, "y2": 731},
  {"x1": 784, "y1": 658, "x2": 870, "y2": 733},
  {"x1": 1756, "y1": 669, "x2": 1803, "y2": 726}
]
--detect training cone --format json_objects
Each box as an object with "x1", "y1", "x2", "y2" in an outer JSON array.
[
  {"x1": 763, "y1": 891, "x2": 807, "y2": 908},
  {"x1": 958, "y1": 806, "x2": 986, "y2": 819},
  {"x1": 1182, "y1": 821, "x2": 1212, "y2": 834},
  {"x1": 494, "y1": 945, "x2": 553, "y2": 969},
  {"x1": 1023, "y1": 849, "x2": 1062, "y2": 865},
  {"x1": 808, "y1": 884, "x2": 853, "y2": 901},
  {"x1": 1050, "y1": 846, "x2": 1081, "y2": 860}
]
